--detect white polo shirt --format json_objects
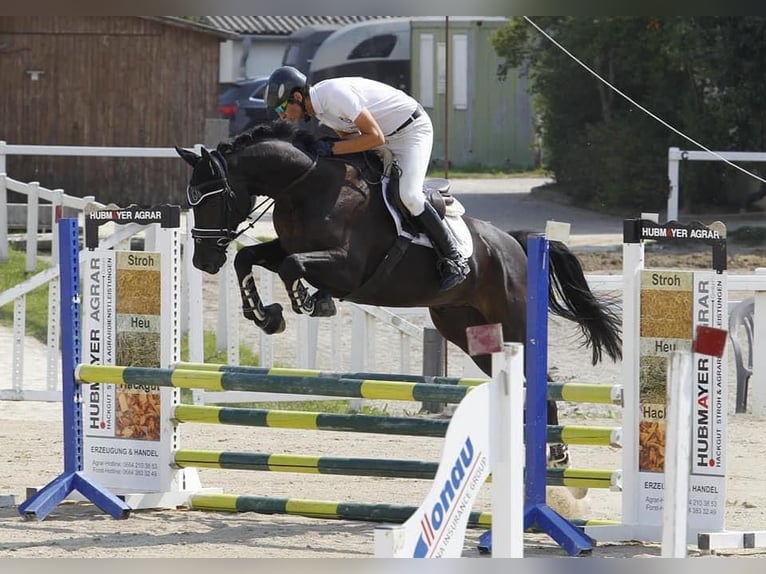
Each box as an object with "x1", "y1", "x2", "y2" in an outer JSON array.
[{"x1": 308, "y1": 77, "x2": 418, "y2": 136}]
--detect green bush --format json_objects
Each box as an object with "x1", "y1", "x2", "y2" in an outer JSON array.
[
  {"x1": 554, "y1": 118, "x2": 670, "y2": 214},
  {"x1": 0, "y1": 248, "x2": 51, "y2": 341}
]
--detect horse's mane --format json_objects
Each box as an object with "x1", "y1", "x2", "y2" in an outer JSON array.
[
  {"x1": 216, "y1": 120, "x2": 320, "y2": 157},
  {"x1": 215, "y1": 119, "x2": 384, "y2": 184}
]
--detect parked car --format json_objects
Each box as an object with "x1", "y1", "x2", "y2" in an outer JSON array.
[
  {"x1": 219, "y1": 76, "x2": 276, "y2": 135},
  {"x1": 218, "y1": 77, "x2": 264, "y2": 120}
]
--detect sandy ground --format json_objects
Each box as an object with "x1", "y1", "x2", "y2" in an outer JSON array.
[
  {"x1": 2, "y1": 178, "x2": 766, "y2": 559},
  {"x1": 2, "y1": 289, "x2": 766, "y2": 558}
]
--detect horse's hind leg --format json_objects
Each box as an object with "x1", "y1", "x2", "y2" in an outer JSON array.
[
  {"x1": 234, "y1": 241, "x2": 287, "y2": 334},
  {"x1": 284, "y1": 279, "x2": 336, "y2": 317}
]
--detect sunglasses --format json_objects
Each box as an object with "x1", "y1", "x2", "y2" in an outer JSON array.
[{"x1": 275, "y1": 98, "x2": 292, "y2": 114}]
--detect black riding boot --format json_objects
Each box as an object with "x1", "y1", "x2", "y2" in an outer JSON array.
[{"x1": 416, "y1": 202, "x2": 470, "y2": 291}]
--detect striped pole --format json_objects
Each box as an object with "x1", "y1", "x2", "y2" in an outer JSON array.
[
  {"x1": 188, "y1": 494, "x2": 619, "y2": 530},
  {"x1": 175, "y1": 361, "x2": 488, "y2": 387},
  {"x1": 79, "y1": 363, "x2": 622, "y2": 406},
  {"x1": 173, "y1": 449, "x2": 622, "y2": 490},
  {"x1": 547, "y1": 382, "x2": 623, "y2": 406},
  {"x1": 75, "y1": 365, "x2": 470, "y2": 404},
  {"x1": 174, "y1": 405, "x2": 621, "y2": 447},
  {"x1": 175, "y1": 362, "x2": 623, "y2": 405}
]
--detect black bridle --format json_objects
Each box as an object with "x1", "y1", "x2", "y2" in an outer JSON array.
[
  {"x1": 186, "y1": 147, "x2": 318, "y2": 247},
  {"x1": 187, "y1": 180, "x2": 240, "y2": 247}
]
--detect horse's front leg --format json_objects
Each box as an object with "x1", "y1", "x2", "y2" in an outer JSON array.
[
  {"x1": 278, "y1": 249, "x2": 358, "y2": 317},
  {"x1": 233, "y1": 240, "x2": 288, "y2": 334}
]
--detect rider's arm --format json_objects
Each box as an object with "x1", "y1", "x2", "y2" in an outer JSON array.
[{"x1": 329, "y1": 109, "x2": 385, "y2": 155}]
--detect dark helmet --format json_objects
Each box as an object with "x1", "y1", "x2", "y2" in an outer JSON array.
[{"x1": 265, "y1": 66, "x2": 307, "y2": 109}]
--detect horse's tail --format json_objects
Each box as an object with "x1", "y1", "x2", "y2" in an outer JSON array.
[{"x1": 509, "y1": 230, "x2": 622, "y2": 365}]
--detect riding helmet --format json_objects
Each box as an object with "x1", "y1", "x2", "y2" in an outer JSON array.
[{"x1": 265, "y1": 66, "x2": 307, "y2": 109}]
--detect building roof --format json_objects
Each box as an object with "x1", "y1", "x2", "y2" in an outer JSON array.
[
  {"x1": 200, "y1": 16, "x2": 389, "y2": 36},
  {"x1": 145, "y1": 16, "x2": 239, "y2": 39}
]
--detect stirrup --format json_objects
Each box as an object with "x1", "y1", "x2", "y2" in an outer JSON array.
[{"x1": 547, "y1": 443, "x2": 571, "y2": 467}]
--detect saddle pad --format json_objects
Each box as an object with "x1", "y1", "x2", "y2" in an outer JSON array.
[{"x1": 381, "y1": 176, "x2": 473, "y2": 259}]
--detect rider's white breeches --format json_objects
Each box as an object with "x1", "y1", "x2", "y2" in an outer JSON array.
[{"x1": 382, "y1": 112, "x2": 434, "y2": 217}]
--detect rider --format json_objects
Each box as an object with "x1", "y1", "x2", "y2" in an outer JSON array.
[{"x1": 264, "y1": 65, "x2": 469, "y2": 291}]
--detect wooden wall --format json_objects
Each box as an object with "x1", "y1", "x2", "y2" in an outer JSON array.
[{"x1": 0, "y1": 16, "x2": 222, "y2": 205}]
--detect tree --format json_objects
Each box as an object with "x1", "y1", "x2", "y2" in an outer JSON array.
[{"x1": 492, "y1": 17, "x2": 766, "y2": 214}]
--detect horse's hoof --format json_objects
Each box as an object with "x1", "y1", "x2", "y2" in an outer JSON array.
[
  {"x1": 264, "y1": 317, "x2": 286, "y2": 335},
  {"x1": 260, "y1": 303, "x2": 286, "y2": 334},
  {"x1": 310, "y1": 293, "x2": 336, "y2": 317}
]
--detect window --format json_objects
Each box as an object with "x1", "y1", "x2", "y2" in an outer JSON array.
[
  {"x1": 283, "y1": 44, "x2": 301, "y2": 67},
  {"x1": 419, "y1": 34, "x2": 434, "y2": 108},
  {"x1": 348, "y1": 34, "x2": 397, "y2": 60},
  {"x1": 452, "y1": 34, "x2": 468, "y2": 110}
]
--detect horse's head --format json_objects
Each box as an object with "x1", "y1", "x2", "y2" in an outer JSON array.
[
  {"x1": 176, "y1": 121, "x2": 337, "y2": 273},
  {"x1": 176, "y1": 145, "x2": 251, "y2": 274}
]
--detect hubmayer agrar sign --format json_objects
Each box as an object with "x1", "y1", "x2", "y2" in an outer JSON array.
[
  {"x1": 639, "y1": 268, "x2": 726, "y2": 531},
  {"x1": 82, "y1": 250, "x2": 171, "y2": 493}
]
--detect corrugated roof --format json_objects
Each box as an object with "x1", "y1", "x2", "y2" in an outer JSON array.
[
  {"x1": 200, "y1": 16, "x2": 389, "y2": 36},
  {"x1": 146, "y1": 17, "x2": 239, "y2": 39}
]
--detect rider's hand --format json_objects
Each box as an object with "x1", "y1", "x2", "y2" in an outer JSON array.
[{"x1": 316, "y1": 139, "x2": 335, "y2": 157}]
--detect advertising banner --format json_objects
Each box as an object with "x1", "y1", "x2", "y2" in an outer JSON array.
[
  {"x1": 82, "y1": 250, "x2": 172, "y2": 493},
  {"x1": 638, "y1": 269, "x2": 726, "y2": 531}
]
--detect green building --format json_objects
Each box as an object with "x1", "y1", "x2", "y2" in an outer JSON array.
[{"x1": 410, "y1": 17, "x2": 536, "y2": 171}]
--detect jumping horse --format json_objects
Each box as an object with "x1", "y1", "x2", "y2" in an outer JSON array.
[{"x1": 176, "y1": 120, "x2": 622, "y2": 467}]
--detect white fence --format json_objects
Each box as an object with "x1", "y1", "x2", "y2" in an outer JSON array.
[
  {"x1": 0, "y1": 140, "x2": 195, "y2": 264},
  {"x1": 667, "y1": 147, "x2": 766, "y2": 221},
  {"x1": 3, "y1": 143, "x2": 766, "y2": 410}
]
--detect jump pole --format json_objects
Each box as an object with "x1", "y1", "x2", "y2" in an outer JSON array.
[{"x1": 174, "y1": 361, "x2": 623, "y2": 405}]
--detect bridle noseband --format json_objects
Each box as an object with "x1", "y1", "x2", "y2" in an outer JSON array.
[{"x1": 187, "y1": 150, "x2": 251, "y2": 247}]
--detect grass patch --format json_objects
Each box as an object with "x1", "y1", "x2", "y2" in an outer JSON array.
[
  {"x1": 180, "y1": 330, "x2": 260, "y2": 365},
  {"x1": 0, "y1": 247, "x2": 51, "y2": 342}
]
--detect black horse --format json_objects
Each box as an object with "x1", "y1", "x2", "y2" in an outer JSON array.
[{"x1": 177, "y1": 121, "x2": 621, "y2": 463}]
